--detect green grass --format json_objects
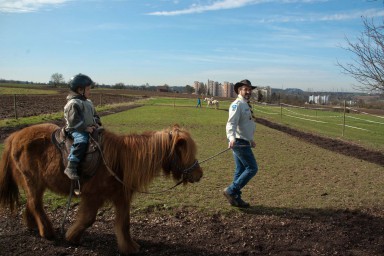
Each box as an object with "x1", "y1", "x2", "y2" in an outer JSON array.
[
  {"x1": 0, "y1": 102, "x2": 137, "y2": 128},
  {"x1": 0, "y1": 97, "x2": 383, "y2": 216},
  {"x1": 253, "y1": 104, "x2": 384, "y2": 151},
  {"x1": 0, "y1": 86, "x2": 58, "y2": 95},
  {"x1": 101, "y1": 102, "x2": 384, "y2": 214}
]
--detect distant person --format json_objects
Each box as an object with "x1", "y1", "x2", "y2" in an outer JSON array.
[
  {"x1": 63, "y1": 73, "x2": 102, "y2": 180},
  {"x1": 196, "y1": 96, "x2": 202, "y2": 108},
  {"x1": 223, "y1": 79, "x2": 258, "y2": 208}
]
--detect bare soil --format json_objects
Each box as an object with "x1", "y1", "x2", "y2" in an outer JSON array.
[{"x1": 0, "y1": 94, "x2": 383, "y2": 256}]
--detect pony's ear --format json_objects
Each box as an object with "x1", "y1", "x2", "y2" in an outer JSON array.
[{"x1": 172, "y1": 124, "x2": 180, "y2": 129}]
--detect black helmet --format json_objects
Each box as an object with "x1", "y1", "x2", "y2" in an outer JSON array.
[{"x1": 69, "y1": 74, "x2": 94, "y2": 92}]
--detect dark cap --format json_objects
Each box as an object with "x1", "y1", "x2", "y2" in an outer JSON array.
[{"x1": 234, "y1": 79, "x2": 256, "y2": 94}]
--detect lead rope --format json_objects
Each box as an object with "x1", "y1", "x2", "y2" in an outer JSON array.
[
  {"x1": 61, "y1": 180, "x2": 74, "y2": 235},
  {"x1": 61, "y1": 139, "x2": 249, "y2": 233}
]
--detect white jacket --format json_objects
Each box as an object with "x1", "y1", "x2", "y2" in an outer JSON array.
[{"x1": 226, "y1": 95, "x2": 256, "y2": 142}]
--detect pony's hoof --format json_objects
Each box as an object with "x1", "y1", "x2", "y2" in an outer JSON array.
[
  {"x1": 43, "y1": 232, "x2": 56, "y2": 241},
  {"x1": 119, "y1": 240, "x2": 140, "y2": 255},
  {"x1": 65, "y1": 232, "x2": 82, "y2": 245}
]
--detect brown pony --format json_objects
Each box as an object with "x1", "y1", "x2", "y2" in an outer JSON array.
[{"x1": 0, "y1": 123, "x2": 203, "y2": 255}]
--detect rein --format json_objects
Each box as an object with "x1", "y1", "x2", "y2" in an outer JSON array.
[
  {"x1": 61, "y1": 180, "x2": 74, "y2": 234},
  {"x1": 92, "y1": 136, "x2": 249, "y2": 194},
  {"x1": 61, "y1": 141, "x2": 248, "y2": 232},
  {"x1": 131, "y1": 160, "x2": 200, "y2": 195}
]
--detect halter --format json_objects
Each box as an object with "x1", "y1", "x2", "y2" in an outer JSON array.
[{"x1": 167, "y1": 130, "x2": 201, "y2": 184}]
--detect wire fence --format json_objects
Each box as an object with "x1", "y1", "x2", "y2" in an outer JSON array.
[
  {"x1": 253, "y1": 101, "x2": 384, "y2": 150},
  {"x1": 0, "y1": 93, "x2": 138, "y2": 120}
]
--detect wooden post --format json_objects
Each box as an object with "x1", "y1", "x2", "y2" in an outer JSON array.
[
  {"x1": 280, "y1": 103, "x2": 283, "y2": 120},
  {"x1": 342, "y1": 100, "x2": 346, "y2": 136},
  {"x1": 99, "y1": 94, "x2": 102, "y2": 106},
  {"x1": 13, "y1": 94, "x2": 18, "y2": 119}
]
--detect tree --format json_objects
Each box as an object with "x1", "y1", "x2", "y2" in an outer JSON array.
[
  {"x1": 257, "y1": 89, "x2": 264, "y2": 102},
  {"x1": 338, "y1": 17, "x2": 384, "y2": 92},
  {"x1": 113, "y1": 83, "x2": 125, "y2": 89},
  {"x1": 184, "y1": 85, "x2": 195, "y2": 94},
  {"x1": 50, "y1": 73, "x2": 65, "y2": 87},
  {"x1": 198, "y1": 84, "x2": 207, "y2": 95}
]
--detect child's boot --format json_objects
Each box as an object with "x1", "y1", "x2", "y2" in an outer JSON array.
[{"x1": 64, "y1": 161, "x2": 80, "y2": 180}]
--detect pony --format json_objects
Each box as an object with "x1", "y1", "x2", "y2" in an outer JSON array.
[
  {"x1": 203, "y1": 97, "x2": 219, "y2": 109},
  {"x1": 212, "y1": 100, "x2": 219, "y2": 109},
  {"x1": 0, "y1": 123, "x2": 203, "y2": 255},
  {"x1": 204, "y1": 97, "x2": 214, "y2": 108}
]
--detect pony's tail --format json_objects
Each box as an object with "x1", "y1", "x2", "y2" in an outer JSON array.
[{"x1": 0, "y1": 134, "x2": 20, "y2": 213}]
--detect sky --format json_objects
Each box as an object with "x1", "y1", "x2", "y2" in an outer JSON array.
[{"x1": 1, "y1": 0, "x2": 384, "y2": 92}]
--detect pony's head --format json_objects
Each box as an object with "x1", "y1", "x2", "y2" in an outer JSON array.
[{"x1": 162, "y1": 125, "x2": 203, "y2": 183}]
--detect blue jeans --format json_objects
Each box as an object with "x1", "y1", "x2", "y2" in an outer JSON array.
[
  {"x1": 68, "y1": 131, "x2": 89, "y2": 163},
  {"x1": 227, "y1": 139, "x2": 258, "y2": 197}
]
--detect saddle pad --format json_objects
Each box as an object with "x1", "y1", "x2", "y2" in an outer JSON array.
[{"x1": 51, "y1": 128, "x2": 102, "y2": 178}]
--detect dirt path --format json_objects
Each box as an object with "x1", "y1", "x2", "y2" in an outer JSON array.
[{"x1": 1, "y1": 206, "x2": 383, "y2": 256}]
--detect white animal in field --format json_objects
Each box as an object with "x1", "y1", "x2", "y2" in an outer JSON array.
[
  {"x1": 203, "y1": 97, "x2": 219, "y2": 109},
  {"x1": 212, "y1": 100, "x2": 219, "y2": 109},
  {"x1": 204, "y1": 97, "x2": 214, "y2": 108}
]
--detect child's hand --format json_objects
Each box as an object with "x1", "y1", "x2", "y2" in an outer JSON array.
[{"x1": 86, "y1": 126, "x2": 95, "y2": 133}]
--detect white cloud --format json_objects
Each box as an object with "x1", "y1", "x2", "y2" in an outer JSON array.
[
  {"x1": 147, "y1": 0, "x2": 265, "y2": 16},
  {"x1": 319, "y1": 8, "x2": 384, "y2": 21},
  {"x1": 250, "y1": 8, "x2": 384, "y2": 23},
  {"x1": 146, "y1": 0, "x2": 326, "y2": 16},
  {"x1": 0, "y1": 0, "x2": 69, "y2": 13}
]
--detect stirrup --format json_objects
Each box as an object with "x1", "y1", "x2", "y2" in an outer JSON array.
[{"x1": 74, "y1": 180, "x2": 81, "y2": 196}]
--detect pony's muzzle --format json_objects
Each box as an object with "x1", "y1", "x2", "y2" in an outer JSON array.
[{"x1": 189, "y1": 163, "x2": 203, "y2": 183}]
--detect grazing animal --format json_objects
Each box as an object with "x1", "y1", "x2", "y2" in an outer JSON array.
[
  {"x1": 0, "y1": 123, "x2": 203, "y2": 255},
  {"x1": 204, "y1": 97, "x2": 214, "y2": 108},
  {"x1": 203, "y1": 97, "x2": 219, "y2": 109},
  {"x1": 212, "y1": 100, "x2": 219, "y2": 109}
]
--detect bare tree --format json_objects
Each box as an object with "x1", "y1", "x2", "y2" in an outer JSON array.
[
  {"x1": 50, "y1": 73, "x2": 65, "y2": 87},
  {"x1": 338, "y1": 17, "x2": 384, "y2": 92}
]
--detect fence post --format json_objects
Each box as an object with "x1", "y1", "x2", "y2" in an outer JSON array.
[
  {"x1": 99, "y1": 94, "x2": 102, "y2": 106},
  {"x1": 280, "y1": 103, "x2": 283, "y2": 120},
  {"x1": 342, "y1": 100, "x2": 346, "y2": 136},
  {"x1": 13, "y1": 94, "x2": 18, "y2": 119}
]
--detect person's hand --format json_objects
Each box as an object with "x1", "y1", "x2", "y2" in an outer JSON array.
[
  {"x1": 228, "y1": 140, "x2": 235, "y2": 148},
  {"x1": 250, "y1": 141, "x2": 256, "y2": 148},
  {"x1": 86, "y1": 126, "x2": 95, "y2": 133}
]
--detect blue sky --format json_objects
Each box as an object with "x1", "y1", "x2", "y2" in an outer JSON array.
[{"x1": 1, "y1": 0, "x2": 384, "y2": 92}]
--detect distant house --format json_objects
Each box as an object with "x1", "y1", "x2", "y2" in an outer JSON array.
[
  {"x1": 309, "y1": 95, "x2": 330, "y2": 105},
  {"x1": 354, "y1": 95, "x2": 380, "y2": 102},
  {"x1": 156, "y1": 85, "x2": 169, "y2": 92}
]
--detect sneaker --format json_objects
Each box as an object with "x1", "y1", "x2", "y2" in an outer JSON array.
[
  {"x1": 223, "y1": 188, "x2": 250, "y2": 208},
  {"x1": 64, "y1": 167, "x2": 80, "y2": 180},
  {"x1": 235, "y1": 197, "x2": 250, "y2": 208}
]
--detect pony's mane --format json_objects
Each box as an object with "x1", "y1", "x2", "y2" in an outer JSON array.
[{"x1": 101, "y1": 126, "x2": 197, "y2": 193}]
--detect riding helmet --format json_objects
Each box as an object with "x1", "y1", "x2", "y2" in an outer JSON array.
[{"x1": 69, "y1": 74, "x2": 94, "y2": 92}]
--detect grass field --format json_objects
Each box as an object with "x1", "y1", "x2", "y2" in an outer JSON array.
[
  {"x1": 0, "y1": 86, "x2": 58, "y2": 95},
  {"x1": 108, "y1": 102, "x2": 384, "y2": 214},
  {"x1": 0, "y1": 97, "x2": 383, "y2": 216},
  {"x1": 253, "y1": 103, "x2": 384, "y2": 151}
]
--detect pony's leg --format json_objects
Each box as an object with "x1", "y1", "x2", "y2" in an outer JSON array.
[
  {"x1": 113, "y1": 196, "x2": 140, "y2": 254},
  {"x1": 23, "y1": 185, "x2": 55, "y2": 239},
  {"x1": 24, "y1": 206, "x2": 37, "y2": 229},
  {"x1": 65, "y1": 195, "x2": 103, "y2": 244}
]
